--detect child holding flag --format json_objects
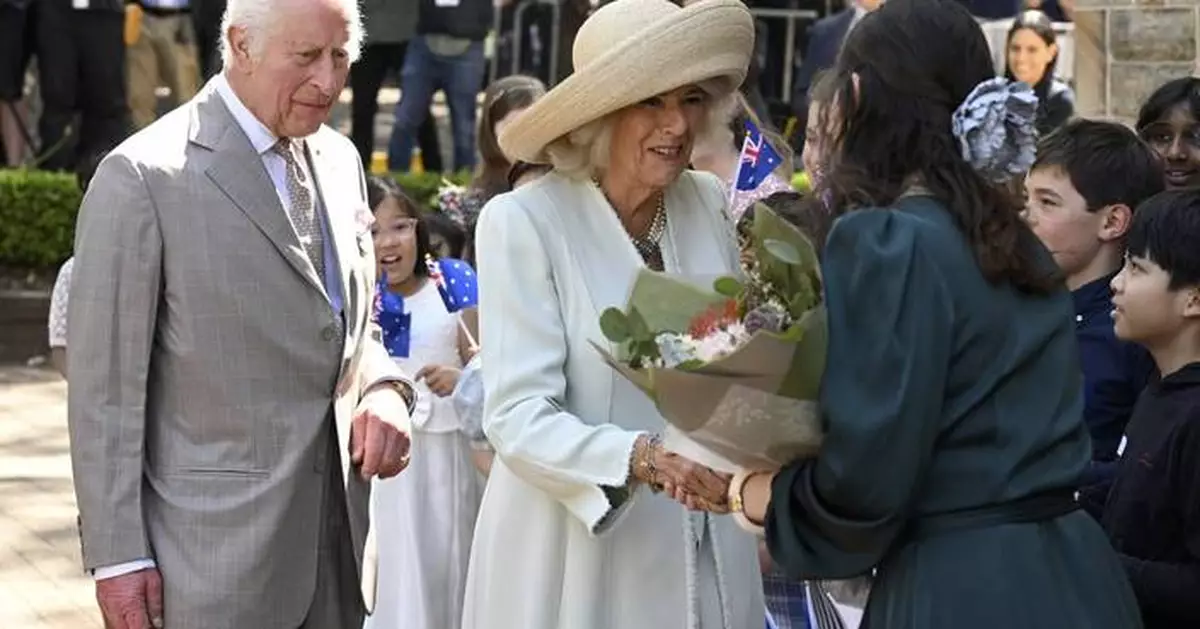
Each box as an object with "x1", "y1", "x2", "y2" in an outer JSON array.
[{"x1": 364, "y1": 176, "x2": 485, "y2": 629}]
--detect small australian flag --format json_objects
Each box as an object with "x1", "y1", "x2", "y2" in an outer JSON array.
[
  {"x1": 374, "y1": 275, "x2": 411, "y2": 358},
  {"x1": 735, "y1": 119, "x2": 784, "y2": 191},
  {"x1": 425, "y1": 256, "x2": 479, "y2": 314}
]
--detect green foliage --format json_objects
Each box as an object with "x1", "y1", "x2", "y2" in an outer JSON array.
[
  {"x1": 0, "y1": 169, "x2": 82, "y2": 269},
  {"x1": 0, "y1": 168, "x2": 472, "y2": 270}
]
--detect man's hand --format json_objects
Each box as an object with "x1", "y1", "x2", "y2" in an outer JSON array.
[
  {"x1": 350, "y1": 385, "x2": 412, "y2": 479},
  {"x1": 96, "y1": 568, "x2": 163, "y2": 629}
]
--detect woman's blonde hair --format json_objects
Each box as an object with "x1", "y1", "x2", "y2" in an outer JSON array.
[{"x1": 544, "y1": 80, "x2": 739, "y2": 181}]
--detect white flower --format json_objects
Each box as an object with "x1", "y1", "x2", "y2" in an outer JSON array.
[
  {"x1": 656, "y1": 333, "x2": 700, "y2": 368},
  {"x1": 693, "y1": 324, "x2": 749, "y2": 362}
]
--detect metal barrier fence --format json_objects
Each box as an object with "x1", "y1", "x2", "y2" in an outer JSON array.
[
  {"x1": 750, "y1": 7, "x2": 820, "y2": 103},
  {"x1": 487, "y1": 6, "x2": 1078, "y2": 102}
]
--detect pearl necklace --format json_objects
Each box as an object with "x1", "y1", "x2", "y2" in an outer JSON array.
[
  {"x1": 596, "y1": 180, "x2": 668, "y2": 271},
  {"x1": 630, "y1": 195, "x2": 667, "y2": 270}
]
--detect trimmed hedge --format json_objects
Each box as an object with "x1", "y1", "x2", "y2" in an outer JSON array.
[{"x1": 0, "y1": 168, "x2": 471, "y2": 269}]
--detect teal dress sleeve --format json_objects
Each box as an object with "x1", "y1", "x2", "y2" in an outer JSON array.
[{"x1": 765, "y1": 208, "x2": 956, "y2": 579}]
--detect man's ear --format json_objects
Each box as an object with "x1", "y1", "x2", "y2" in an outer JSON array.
[
  {"x1": 227, "y1": 26, "x2": 253, "y2": 68},
  {"x1": 1099, "y1": 203, "x2": 1133, "y2": 242}
]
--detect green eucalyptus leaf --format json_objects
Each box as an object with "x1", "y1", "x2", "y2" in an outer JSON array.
[
  {"x1": 628, "y1": 308, "x2": 652, "y2": 340},
  {"x1": 763, "y1": 238, "x2": 802, "y2": 265},
  {"x1": 599, "y1": 308, "x2": 631, "y2": 342},
  {"x1": 713, "y1": 276, "x2": 744, "y2": 298}
]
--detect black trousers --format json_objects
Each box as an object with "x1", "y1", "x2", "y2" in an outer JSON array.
[
  {"x1": 36, "y1": 0, "x2": 128, "y2": 172},
  {"x1": 349, "y1": 42, "x2": 442, "y2": 172},
  {"x1": 190, "y1": 0, "x2": 224, "y2": 80}
]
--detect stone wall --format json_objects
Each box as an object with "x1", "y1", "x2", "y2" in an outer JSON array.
[{"x1": 1073, "y1": 0, "x2": 1200, "y2": 122}]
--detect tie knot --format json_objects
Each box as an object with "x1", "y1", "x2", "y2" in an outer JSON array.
[{"x1": 274, "y1": 138, "x2": 299, "y2": 161}]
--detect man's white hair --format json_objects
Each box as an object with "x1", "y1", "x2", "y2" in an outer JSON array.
[{"x1": 219, "y1": 0, "x2": 363, "y2": 68}]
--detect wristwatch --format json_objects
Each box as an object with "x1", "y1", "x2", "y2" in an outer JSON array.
[{"x1": 375, "y1": 379, "x2": 417, "y2": 415}]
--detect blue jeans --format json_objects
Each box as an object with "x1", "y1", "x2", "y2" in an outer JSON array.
[{"x1": 387, "y1": 35, "x2": 486, "y2": 172}]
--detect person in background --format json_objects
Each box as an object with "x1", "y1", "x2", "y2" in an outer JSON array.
[
  {"x1": 470, "y1": 75, "x2": 546, "y2": 204},
  {"x1": 126, "y1": 0, "x2": 200, "y2": 130},
  {"x1": 190, "y1": 0, "x2": 225, "y2": 80},
  {"x1": 350, "y1": 0, "x2": 441, "y2": 172},
  {"x1": 385, "y1": 0, "x2": 491, "y2": 172},
  {"x1": 733, "y1": 1, "x2": 1142, "y2": 626},
  {"x1": 1023, "y1": 120, "x2": 1162, "y2": 488},
  {"x1": 0, "y1": 0, "x2": 35, "y2": 166},
  {"x1": 1024, "y1": 0, "x2": 1071, "y2": 22},
  {"x1": 456, "y1": 74, "x2": 547, "y2": 265},
  {"x1": 1137, "y1": 77, "x2": 1200, "y2": 190},
  {"x1": 35, "y1": 0, "x2": 128, "y2": 172},
  {"x1": 959, "y1": 0, "x2": 1020, "y2": 19},
  {"x1": 365, "y1": 175, "x2": 483, "y2": 629},
  {"x1": 46, "y1": 151, "x2": 109, "y2": 378},
  {"x1": 1004, "y1": 10, "x2": 1073, "y2": 136},
  {"x1": 1083, "y1": 189, "x2": 1200, "y2": 628},
  {"x1": 790, "y1": 0, "x2": 882, "y2": 154},
  {"x1": 424, "y1": 210, "x2": 468, "y2": 260}
]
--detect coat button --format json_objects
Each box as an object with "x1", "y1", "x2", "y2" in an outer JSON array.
[{"x1": 321, "y1": 326, "x2": 336, "y2": 341}]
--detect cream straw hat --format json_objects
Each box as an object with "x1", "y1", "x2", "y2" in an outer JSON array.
[{"x1": 498, "y1": 0, "x2": 755, "y2": 164}]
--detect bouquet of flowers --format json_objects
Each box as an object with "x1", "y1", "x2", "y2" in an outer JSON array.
[{"x1": 592, "y1": 203, "x2": 827, "y2": 473}]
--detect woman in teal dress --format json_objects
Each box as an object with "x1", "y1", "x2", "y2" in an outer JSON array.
[{"x1": 730, "y1": 0, "x2": 1143, "y2": 627}]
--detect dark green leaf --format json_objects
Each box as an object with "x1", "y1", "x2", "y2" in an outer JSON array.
[
  {"x1": 627, "y1": 308, "x2": 652, "y2": 340},
  {"x1": 713, "y1": 276, "x2": 744, "y2": 298},
  {"x1": 599, "y1": 308, "x2": 631, "y2": 342}
]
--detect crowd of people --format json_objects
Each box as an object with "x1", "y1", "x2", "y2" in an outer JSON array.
[{"x1": 31, "y1": 0, "x2": 1200, "y2": 627}]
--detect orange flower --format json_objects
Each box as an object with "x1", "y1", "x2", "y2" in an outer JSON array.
[{"x1": 688, "y1": 299, "x2": 739, "y2": 338}]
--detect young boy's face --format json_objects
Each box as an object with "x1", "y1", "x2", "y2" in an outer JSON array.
[
  {"x1": 1023, "y1": 166, "x2": 1113, "y2": 280},
  {"x1": 1111, "y1": 253, "x2": 1197, "y2": 345}
]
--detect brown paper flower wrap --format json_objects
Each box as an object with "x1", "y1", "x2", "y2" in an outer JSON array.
[{"x1": 592, "y1": 203, "x2": 827, "y2": 473}]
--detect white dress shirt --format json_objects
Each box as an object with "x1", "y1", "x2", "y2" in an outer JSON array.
[{"x1": 94, "y1": 73, "x2": 343, "y2": 581}]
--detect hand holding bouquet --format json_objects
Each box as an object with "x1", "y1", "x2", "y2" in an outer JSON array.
[{"x1": 592, "y1": 202, "x2": 827, "y2": 475}]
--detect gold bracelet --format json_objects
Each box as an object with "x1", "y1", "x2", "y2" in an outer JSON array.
[
  {"x1": 633, "y1": 433, "x2": 663, "y2": 492},
  {"x1": 728, "y1": 469, "x2": 767, "y2": 536}
]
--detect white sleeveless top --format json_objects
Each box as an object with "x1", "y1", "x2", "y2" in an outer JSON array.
[{"x1": 393, "y1": 279, "x2": 464, "y2": 434}]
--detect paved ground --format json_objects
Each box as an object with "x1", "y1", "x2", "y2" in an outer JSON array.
[{"x1": 0, "y1": 367, "x2": 103, "y2": 628}]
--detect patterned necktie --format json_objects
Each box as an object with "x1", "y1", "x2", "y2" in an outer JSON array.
[{"x1": 274, "y1": 137, "x2": 326, "y2": 282}]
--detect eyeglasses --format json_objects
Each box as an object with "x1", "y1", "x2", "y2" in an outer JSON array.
[{"x1": 371, "y1": 217, "x2": 419, "y2": 237}]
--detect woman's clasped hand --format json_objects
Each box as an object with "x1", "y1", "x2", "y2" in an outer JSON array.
[{"x1": 630, "y1": 434, "x2": 732, "y2": 513}]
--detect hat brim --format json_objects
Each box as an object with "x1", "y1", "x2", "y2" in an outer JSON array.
[{"x1": 498, "y1": 0, "x2": 755, "y2": 165}]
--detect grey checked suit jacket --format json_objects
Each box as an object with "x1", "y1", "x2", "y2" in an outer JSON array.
[{"x1": 66, "y1": 81, "x2": 408, "y2": 629}]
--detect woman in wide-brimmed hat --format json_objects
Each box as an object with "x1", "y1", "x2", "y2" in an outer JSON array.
[{"x1": 460, "y1": 0, "x2": 764, "y2": 627}]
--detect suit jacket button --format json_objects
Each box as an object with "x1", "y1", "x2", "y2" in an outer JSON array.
[{"x1": 321, "y1": 326, "x2": 335, "y2": 341}]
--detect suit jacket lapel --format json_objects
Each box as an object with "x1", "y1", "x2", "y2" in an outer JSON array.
[{"x1": 189, "y1": 87, "x2": 327, "y2": 298}]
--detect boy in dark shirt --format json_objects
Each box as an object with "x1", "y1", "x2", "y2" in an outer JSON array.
[
  {"x1": 1086, "y1": 189, "x2": 1200, "y2": 628},
  {"x1": 1024, "y1": 120, "x2": 1163, "y2": 486}
]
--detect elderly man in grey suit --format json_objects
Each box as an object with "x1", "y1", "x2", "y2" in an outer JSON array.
[{"x1": 66, "y1": 0, "x2": 417, "y2": 625}]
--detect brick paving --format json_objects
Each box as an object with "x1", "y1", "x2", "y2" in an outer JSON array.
[{"x1": 0, "y1": 367, "x2": 103, "y2": 629}]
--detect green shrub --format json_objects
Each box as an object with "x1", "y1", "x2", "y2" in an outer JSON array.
[
  {"x1": 0, "y1": 169, "x2": 82, "y2": 269},
  {"x1": 0, "y1": 168, "x2": 472, "y2": 270}
]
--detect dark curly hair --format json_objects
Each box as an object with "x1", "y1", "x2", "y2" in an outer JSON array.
[{"x1": 813, "y1": 0, "x2": 1059, "y2": 295}]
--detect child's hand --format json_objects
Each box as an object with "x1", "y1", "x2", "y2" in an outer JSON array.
[{"x1": 415, "y1": 364, "x2": 462, "y2": 397}]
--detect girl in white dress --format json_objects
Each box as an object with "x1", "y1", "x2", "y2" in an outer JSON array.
[{"x1": 364, "y1": 176, "x2": 484, "y2": 629}]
